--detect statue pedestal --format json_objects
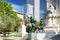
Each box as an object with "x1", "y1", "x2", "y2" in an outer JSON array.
[{"x1": 31, "y1": 33, "x2": 46, "y2": 40}]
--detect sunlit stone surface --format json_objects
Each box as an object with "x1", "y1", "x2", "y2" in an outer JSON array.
[
  {"x1": 44, "y1": 0, "x2": 60, "y2": 32},
  {"x1": 31, "y1": 33, "x2": 46, "y2": 40}
]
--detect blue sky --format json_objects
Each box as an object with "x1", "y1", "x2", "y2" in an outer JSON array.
[
  {"x1": 7, "y1": 0, "x2": 44, "y2": 19},
  {"x1": 7, "y1": 0, "x2": 26, "y2": 13},
  {"x1": 40, "y1": 0, "x2": 44, "y2": 18},
  {"x1": 7, "y1": 0, "x2": 26, "y2": 5}
]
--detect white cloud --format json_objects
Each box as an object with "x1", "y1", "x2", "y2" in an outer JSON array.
[{"x1": 12, "y1": 4, "x2": 24, "y2": 13}]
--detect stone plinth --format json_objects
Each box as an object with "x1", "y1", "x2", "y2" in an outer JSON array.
[{"x1": 31, "y1": 33, "x2": 46, "y2": 40}]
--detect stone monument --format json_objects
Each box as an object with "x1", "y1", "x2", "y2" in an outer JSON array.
[{"x1": 18, "y1": 19, "x2": 26, "y2": 38}]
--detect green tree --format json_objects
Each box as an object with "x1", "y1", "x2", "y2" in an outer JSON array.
[{"x1": 0, "y1": 0, "x2": 19, "y2": 36}]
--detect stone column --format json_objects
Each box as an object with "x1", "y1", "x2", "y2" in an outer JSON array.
[{"x1": 34, "y1": 0, "x2": 40, "y2": 21}]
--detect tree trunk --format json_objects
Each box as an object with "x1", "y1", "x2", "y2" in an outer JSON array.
[
  {"x1": 3, "y1": 32, "x2": 6, "y2": 37},
  {"x1": 3, "y1": 29, "x2": 6, "y2": 37}
]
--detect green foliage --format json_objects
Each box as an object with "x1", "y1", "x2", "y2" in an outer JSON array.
[
  {"x1": 0, "y1": 1, "x2": 19, "y2": 32},
  {"x1": 0, "y1": 0, "x2": 6, "y2": 2}
]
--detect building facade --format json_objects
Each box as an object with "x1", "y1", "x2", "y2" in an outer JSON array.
[
  {"x1": 24, "y1": 0, "x2": 40, "y2": 21},
  {"x1": 24, "y1": 4, "x2": 33, "y2": 19},
  {"x1": 43, "y1": 0, "x2": 60, "y2": 32}
]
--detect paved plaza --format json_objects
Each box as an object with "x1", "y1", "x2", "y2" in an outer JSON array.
[{"x1": 0, "y1": 32, "x2": 60, "y2": 40}]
